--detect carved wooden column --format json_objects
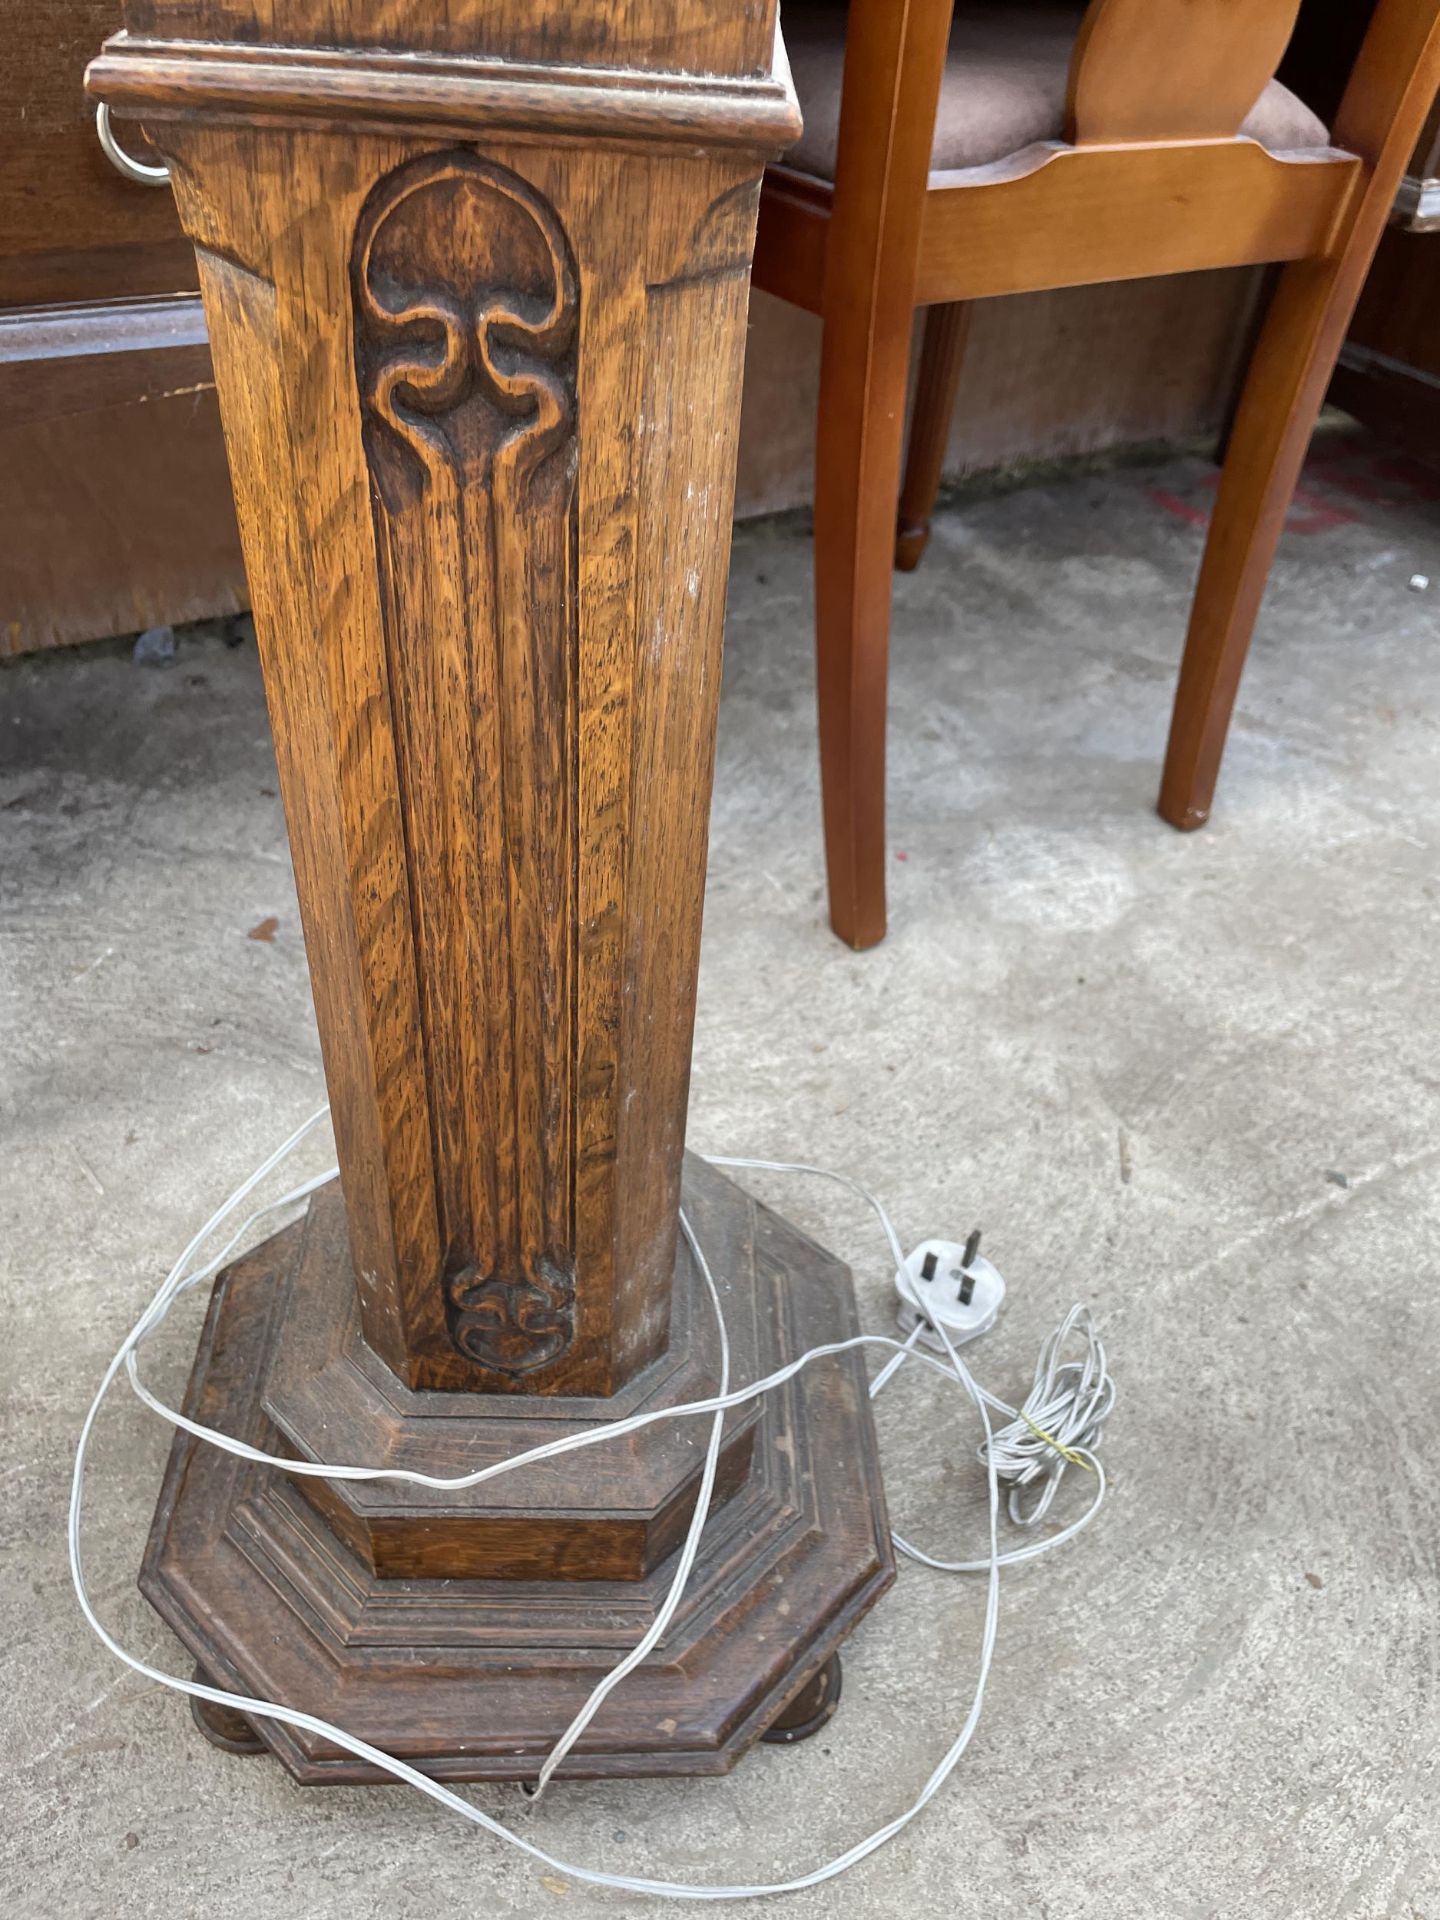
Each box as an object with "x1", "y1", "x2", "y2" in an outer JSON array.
[{"x1": 89, "y1": 3, "x2": 893, "y2": 1780}]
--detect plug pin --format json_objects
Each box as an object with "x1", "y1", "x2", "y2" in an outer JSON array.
[{"x1": 957, "y1": 1228, "x2": 981, "y2": 1306}]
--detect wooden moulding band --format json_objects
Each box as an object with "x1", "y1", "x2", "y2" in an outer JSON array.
[{"x1": 86, "y1": 35, "x2": 804, "y2": 157}]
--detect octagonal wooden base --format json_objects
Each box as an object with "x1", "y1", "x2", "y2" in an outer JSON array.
[{"x1": 141, "y1": 1155, "x2": 894, "y2": 1782}]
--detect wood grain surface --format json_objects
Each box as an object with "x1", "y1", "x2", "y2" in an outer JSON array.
[
  {"x1": 1067, "y1": 0, "x2": 1305, "y2": 147},
  {"x1": 101, "y1": 78, "x2": 789, "y2": 1392},
  {"x1": 86, "y1": 0, "x2": 894, "y2": 1783},
  {"x1": 141, "y1": 1157, "x2": 894, "y2": 1780}
]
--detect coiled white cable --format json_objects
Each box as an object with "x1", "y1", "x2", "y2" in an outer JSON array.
[
  {"x1": 69, "y1": 1107, "x2": 1114, "y2": 1902},
  {"x1": 982, "y1": 1304, "x2": 1113, "y2": 1526}
]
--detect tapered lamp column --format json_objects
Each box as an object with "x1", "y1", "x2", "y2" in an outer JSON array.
[{"x1": 90, "y1": 1, "x2": 893, "y2": 1781}]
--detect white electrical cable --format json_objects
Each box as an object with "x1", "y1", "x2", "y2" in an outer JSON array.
[
  {"x1": 527, "y1": 1218, "x2": 731, "y2": 1801},
  {"x1": 69, "y1": 1108, "x2": 1114, "y2": 1903},
  {"x1": 708, "y1": 1157, "x2": 1111, "y2": 1573}
]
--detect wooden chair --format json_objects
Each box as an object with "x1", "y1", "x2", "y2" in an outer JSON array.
[{"x1": 753, "y1": 0, "x2": 1440, "y2": 948}]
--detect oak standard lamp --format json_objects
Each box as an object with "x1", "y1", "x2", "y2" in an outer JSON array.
[{"x1": 86, "y1": 0, "x2": 894, "y2": 1779}]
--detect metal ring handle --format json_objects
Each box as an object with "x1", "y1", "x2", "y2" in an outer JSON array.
[{"x1": 95, "y1": 102, "x2": 170, "y2": 186}]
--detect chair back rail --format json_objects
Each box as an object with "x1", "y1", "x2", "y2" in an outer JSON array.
[
  {"x1": 1066, "y1": 0, "x2": 1304, "y2": 146},
  {"x1": 916, "y1": 144, "x2": 1357, "y2": 304}
]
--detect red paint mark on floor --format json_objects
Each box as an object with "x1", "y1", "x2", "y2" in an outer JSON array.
[
  {"x1": 1152, "y1": 443, "x2": 1439, "y2": 537},
  {"x1": 1150, "y1": 487, "x2": 1211, "y2": 529},
  {"x1": 1282, "y1": 485, "x2": 1360, "y2": 536}
]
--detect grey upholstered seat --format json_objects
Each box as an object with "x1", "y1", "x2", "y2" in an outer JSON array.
[{"x1": 781, "y1": 1, "x2": 1330, "y2": 179}]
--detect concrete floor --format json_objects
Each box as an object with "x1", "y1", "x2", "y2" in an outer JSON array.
[{"x1": 4, "y1": 427, "x2": 1439, "y2": 1919}]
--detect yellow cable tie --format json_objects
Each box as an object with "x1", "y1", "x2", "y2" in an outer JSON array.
[{"x1": 1018, "y1": 1408, "x2": 1095, "y2": 1472}]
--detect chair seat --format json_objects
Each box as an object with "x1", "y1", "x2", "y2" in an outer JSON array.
[{"x1": 781, "y1": 1, "x2": 1330, "y2": 180}]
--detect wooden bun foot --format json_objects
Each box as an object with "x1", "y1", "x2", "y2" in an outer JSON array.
[
  {"x1": 190, "y1": 1669, "x2": 266, "y2": 1756},
  {"x1": 761, "y1": 1653, "x2": 843, "y2": 1745}
]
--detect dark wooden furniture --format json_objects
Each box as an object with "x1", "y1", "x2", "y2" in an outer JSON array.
[
  {"x1": 0, "y1": 2, "x2": 245, "y2": 656},
  {"x1": 1329, "y1": 99, "x2": 1440, "y2": 460},
  {"x1": 1393, "y1": 94, "x2": 1440, "y2": 227},
  {"x1": 86, "y1": 0, "x2": 895, "y2": 1783},
  {"x1": 753, "y1": 0, "x2": 1440, "y2": 949}
]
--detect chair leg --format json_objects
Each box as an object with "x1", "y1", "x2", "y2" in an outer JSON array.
[
  {"x1": 813, "y1": 301, "x2": 917, "y2": 950},
  {"x1": 895, "y1": 303, "x2": 970, "y2": 572},
  {"x1": 1158, "y1": 251, "x2": 1359, "y2": 830}
]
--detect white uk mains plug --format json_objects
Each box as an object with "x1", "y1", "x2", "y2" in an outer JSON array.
[{"x1": 895, "y1": 1232, "x2": 1005, "y2": 1351}]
